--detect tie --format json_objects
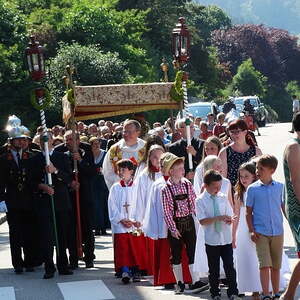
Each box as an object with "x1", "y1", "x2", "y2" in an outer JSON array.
[
  {"x1": 211, "y1": 195, "x2": 221, "y2": 233},
  {"x1": 16, "y1": 152, "x2": 21, "y2": 167}
]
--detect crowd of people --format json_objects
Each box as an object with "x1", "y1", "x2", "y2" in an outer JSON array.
[{"x1": 0, "y1": 110, "x2": 299, "y2": 300}]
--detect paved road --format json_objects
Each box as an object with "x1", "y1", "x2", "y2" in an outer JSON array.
[{"x1": 0, "y1": 122, "x2": 299, "y2": 300}]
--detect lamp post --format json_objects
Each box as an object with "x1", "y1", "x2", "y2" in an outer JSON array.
[
  {"x1": 25, "y1": 35, "x2": 60, "y2": 257},
  {"x1": 171, "y1": 17, "x2": 193, "y2": 172}
]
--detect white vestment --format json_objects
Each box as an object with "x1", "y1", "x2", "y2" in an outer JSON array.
[
  {"x1": 108, "y1": 181, "x2": 138, "y2": 234},
  {"x1": 143, "y1": 176, "x2": 168, "y2": 239},
  {"x1": 103, "y1": 138, "x2": 145, "y2": 189},
  {"x1": 135, "y1": 169, "x2": 162, "y2": 225}
]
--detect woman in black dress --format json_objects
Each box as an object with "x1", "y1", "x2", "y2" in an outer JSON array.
[{"x1": 90, "y1": 137, "x2": 110, "y2": 235}]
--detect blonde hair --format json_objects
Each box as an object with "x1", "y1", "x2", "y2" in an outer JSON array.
[{"x1": 203, "y1": 155, "x2": 219, "y2": 173}]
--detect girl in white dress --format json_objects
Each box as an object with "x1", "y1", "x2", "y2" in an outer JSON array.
[
  {"x1": 234, "y1": 162, "x2": 290, "y2": 299},
  {"x1": 194, "y1": 136, "x2": 223, "y2": 197},
  {"x1": 234, "y1": 162, "x2": 261, "y2": 299}
]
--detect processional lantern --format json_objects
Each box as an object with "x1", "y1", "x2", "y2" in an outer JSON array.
[
  {"x1": 172, "y1": 17, "x2": 190, "y2": 65},
  {"x1": 25, "y1": 36, "x2": 45, "y2": 81}
]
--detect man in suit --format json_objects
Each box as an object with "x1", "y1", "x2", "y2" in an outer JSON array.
[
  {"x1": 62, "y1": 130, "x2": 97, "y2": 269},
  {"x1": 0, "y1": 130, "x2": 36, "y2": 274},
  {"x1": 30, "y1": 132, "x2": 74, "y2": 278},
  {"x1": 167, "y1": 118, "x2": 204, "y2": 180}
]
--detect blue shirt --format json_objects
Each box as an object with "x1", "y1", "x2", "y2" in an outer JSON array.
[{"x1": 246, "y1": 180, "x2": 284, "y2": 236}]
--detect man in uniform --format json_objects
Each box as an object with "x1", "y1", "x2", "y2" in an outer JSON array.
[
  {"x1": 0, "y1": 116, "x2": 36, "y2": 273},
  {"x1": 30, "y1": 132, "x2": 74, "y2": 278}
]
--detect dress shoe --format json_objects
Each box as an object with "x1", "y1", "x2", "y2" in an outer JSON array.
[
  {"x1": 25, "y1": 267, "x2": 34, "y2": 272},
  {"x1": 59, "y1": 269, "x2": 73, "y2": 275},
  {"x1": 14, "y1": 268, "x2": 23, "y2": 274},
  {"x1": 43, "y1": 271, "x2": 55, "y2": 279},
  {"x1": 68, "y1": 263, "x2": 78, "y2": 270},
  {"x1": 101, "y1": 229, "x2": 107, "y2": 235},
  {"x1": 85, "y1": 261, "x2": 94, "y2": 268}
]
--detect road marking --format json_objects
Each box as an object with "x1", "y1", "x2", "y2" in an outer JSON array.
[
  {"x1": 0, "y1": 287, "x2": 15, "y2": 300},
  {"x1": 58, "y1": 280, "x2": 115, "y2": 300}
]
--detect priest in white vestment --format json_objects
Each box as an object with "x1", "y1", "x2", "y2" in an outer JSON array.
[{"x1": 103, "y1": 119, "x2": 146, "y2": 189}]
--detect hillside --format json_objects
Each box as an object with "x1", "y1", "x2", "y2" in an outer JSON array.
[{"x1": 195, "y1": 0, "x2": 300, "y2": 35}]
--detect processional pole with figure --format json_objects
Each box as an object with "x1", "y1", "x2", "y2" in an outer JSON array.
[
  {"x1": 25, "y1": 36, "x2": 60, "y2": 257},
  {"x1": 172, "y1": 17, "x2": 193, "y2": 172}
]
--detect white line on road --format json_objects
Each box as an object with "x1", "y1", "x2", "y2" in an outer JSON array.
[
  {"x1": 0, "y1": 287, "x2": 15, "y2": 300},
  {"x1": 58, "y1": 280, "x2": 115, "y2": 300}
]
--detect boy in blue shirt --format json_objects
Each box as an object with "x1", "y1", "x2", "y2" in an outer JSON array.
[{"x1": 246, "y1": 154, "x2": 284, "y2": 300}]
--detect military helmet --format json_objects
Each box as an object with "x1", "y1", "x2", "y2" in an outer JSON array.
[{"x1": 5, "y1": 115, "x2": 30, "y2": 139}]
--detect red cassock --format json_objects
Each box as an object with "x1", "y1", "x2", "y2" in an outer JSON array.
[
  {"x1": 114, "y1": 233, "x2": 149, "y2": 272},
  {"x1": 153, "y1": 238, "x2": 192, "y2": 286}
]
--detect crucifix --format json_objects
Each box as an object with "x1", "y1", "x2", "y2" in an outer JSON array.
[{"x1": 123, "y1": 202, "x2": 130, "y2": 217}]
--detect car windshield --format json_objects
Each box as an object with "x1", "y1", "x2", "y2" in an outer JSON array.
[
  {"x1": 188, "y1": 105, "x2": 212, "y2": 118},
  {"x1": 234, "y1": 98, "x2": 258, "y2": 107}
]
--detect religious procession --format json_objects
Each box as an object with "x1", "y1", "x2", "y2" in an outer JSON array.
[{"x1": 0, "y1": 12, "x2": 300, "y2": 300}]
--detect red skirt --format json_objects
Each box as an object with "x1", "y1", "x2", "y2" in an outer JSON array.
[
  {"x1": 114, "y1": 233, "x2": 147, "y2": 271},
  {"x1": 153, "y1": 238, "x2": 192, "y2": 286}
]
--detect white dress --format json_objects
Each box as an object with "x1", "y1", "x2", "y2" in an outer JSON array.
[
  {"x1": 235, "y1": 196, "x2": 290, "y2": 293},
  {"x1": 235, "y1": 204, "x2": 262, "y2": 293}
]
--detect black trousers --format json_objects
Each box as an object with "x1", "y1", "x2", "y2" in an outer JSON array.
[
  {"x1": 167, "y1": 216, "x2": 196, "y2": 265},
  {"x1": 205, "y1": 243, "x2": 239, "y2": 298},
  {"x1": 55, "y1": 211, "x2": 71, "y2": 272},
  {"x1": 6, "y1": 210, "x2": 36, "y2": 269},
  {"x1": 68, "y1": 201, "x2": 95, "y2": 264}
]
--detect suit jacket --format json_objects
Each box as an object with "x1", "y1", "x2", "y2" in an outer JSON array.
[
  {"x1": 30, "y1": 151, "x2": 73, "y2": 211},
  {"x1": 0, "y1": 150, "x2": 35, "y2": 211},
  {"x1": 167, "y1": 137, "x2": 204, "y2": 173},
  {"x1": 65, "y1": 149, "x2": 97, "y2": 205}
]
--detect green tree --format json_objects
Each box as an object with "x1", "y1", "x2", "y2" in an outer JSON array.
[
  {"x1": 232, "y1": 58, "x2": 267, "y2": 96},
  {"x1": 47, "y1": 43, "x2": 128, "y2": 108}
]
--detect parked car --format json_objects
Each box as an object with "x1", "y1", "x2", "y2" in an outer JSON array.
[
  {"x1": 233, "y1": 96, "x2": 268, "y2": 127},
  {"x1": 186, "y1": 101, "x2": 219, "y2": 120}
]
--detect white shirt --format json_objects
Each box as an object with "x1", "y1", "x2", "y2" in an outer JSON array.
[
  {"x1": 143, "y1": 176, "x2": 168, "y2": 239},
  {"x1": 10, "y1": 149, "x2": 22, "y2": 166},
  {"x1": 293, "y1": 99, "x2": 300, "y2": 112},
  {"x1": 102, "y1": 138, "x2": 145, "y2": 189},
  {"x1": 108, "y1": 181, "x2": 138, "y2": 234},
  {"x1": 135, "y1": 169, "x2": 162, "y2": 224},
  {"x1": 196, "y1": 190, "x2": 233, "y2": 246}
]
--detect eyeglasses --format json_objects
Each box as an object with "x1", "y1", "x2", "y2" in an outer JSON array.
[{"x1": 229, "y1": 129, "x2": 244, "y2": 135}]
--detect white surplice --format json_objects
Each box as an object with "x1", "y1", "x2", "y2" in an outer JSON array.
[
  {"x1": 143, "y1": 176, "x2": 168, "y2": 239},
  {"x1": 135, "y1": 169, "x2": 162, "y2": 225},
  {"x1": 102, "y1": 138, "x2": 146, "y2": 189},
  {"x1": 108, "y1": 181, "x2": 138, "y2": 234}
]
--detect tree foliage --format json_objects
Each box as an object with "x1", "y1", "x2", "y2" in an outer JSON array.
[
  {"x1": 212, "y1": 24, "x2": 300, "y2": 86},
  {"x1": 232, "y1": 58, "x2": 267, "y2": 96},
  {"x1": 47, "y1": 43, "x2": 128, "y2": 107}
]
